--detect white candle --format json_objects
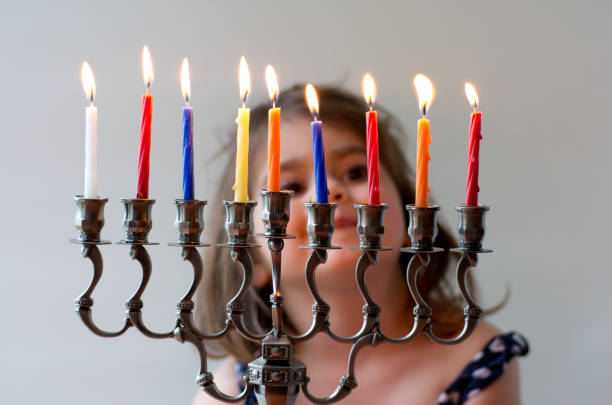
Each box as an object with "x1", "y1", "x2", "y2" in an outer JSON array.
[{"x1": 81, "y1": 62, "x2": 98, "y2": 198}]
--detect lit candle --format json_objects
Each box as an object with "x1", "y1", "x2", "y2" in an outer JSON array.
[
  {"x1": 180, "y1": 58, "x2": 194, "y2": 201},
  {"x1": 81, "y1": 62, "x2": 97, "y2": 198},
  {"x1": 464, "y1": 82, "x2": 482, "y2": 206},
  {"x1": 265, "y1": 65, "x2": 280, "y2": 192},
  {"x1": 232, "y1": 56, "x2": 251, "y2": 202},
  {"x1": 413, "y1": 74, "x2": 435, "y2": 207},
  {"x1": 362, "y1": 73, "x2": 381, "y2": 205},
  {"x1": 305, "y1": 84, "x2": 328, "y2": 203},
  {"x1": 136, "y1": 46, "x2": 154, "y2": 199}
]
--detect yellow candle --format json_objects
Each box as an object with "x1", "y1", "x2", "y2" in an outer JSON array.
[
  {"x1": 233, "y1": 56, "x2": 251, "y2": 202},
  {"x1": 413, "y1": 74, "x2": 435, "y2": 207},
  {"x1": 265, "y1": 65, "x2": 280, "y2": 192}
]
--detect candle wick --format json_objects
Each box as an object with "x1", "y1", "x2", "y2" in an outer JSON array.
[
  {"x1": 369, "y1": 102, "x2": 373, "y2": 112},
  {"x1": 90, "y1": 92, "x2": 94, "y2": 105},
  {"x1": 242, "y1": 89, "x2": 248, "y2": 107},
  {"x1": 422, "y1": 103, "x2": 427, "y2": 118},
  {"x1": 473, "y1": 102, "x2": 478, "y2": 112},
  {"x1": 272, "y1": 98, "x2": 276, "y2": 109}
]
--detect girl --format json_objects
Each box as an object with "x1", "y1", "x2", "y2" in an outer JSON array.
[{"x1": 194, "y1": 85, "x2": 528, "y2": 405}]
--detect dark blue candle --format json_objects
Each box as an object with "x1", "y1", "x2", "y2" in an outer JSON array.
[
  {"x1": 311, "y1": 120, "x2": 328, "y2": 203},
  {"x1": 182, "y1": 106, "x2": 194, "y2": 200}
]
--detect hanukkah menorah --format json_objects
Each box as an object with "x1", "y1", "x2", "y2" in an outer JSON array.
[{"x1": 71, "y1": 190, "x2": 491, "y2": 405}]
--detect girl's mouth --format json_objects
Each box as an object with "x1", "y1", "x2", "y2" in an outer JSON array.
[{"x1": 334, "y1": 216, "x2": 358, "y2": 229}]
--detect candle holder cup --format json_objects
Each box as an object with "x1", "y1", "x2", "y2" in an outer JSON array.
[
  {"x1": 169, "y1": 199, "x2": 209, "y2": 247},
  {"x1": 453, "y1": 205, "x2": 492, "y2": 253},
  {"x1": 119, "y1": 198, "x2": 157, "y2": 245},
  {"x1": 71, "y1": 195, "x2": 110, "y2": 244},
  {"x1": 300, "y1": 202, "x2": 340, "y2": 249},
  {"x1": 258, "y1": 190, "x2": 295, "y2": 238},
  {"x1": 219, "y1": 200, "x2": 259, "y2": 247},
  {"x1": 405, "y1": 204, "x2": 440, "y2": 252},
  {"x1": 353, "y1": 203, "x2": 390, "y2": 250}
]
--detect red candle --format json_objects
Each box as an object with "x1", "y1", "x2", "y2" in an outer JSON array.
[
  {"x1": 137, "y1": 46, "x2": 154, "y2": 199},
  {"x1": 362, "y1": 73, "x2": 381, "y2": 205},
  {"x1": 464, "y1": 82, "x2": 481, "y2": 206}
]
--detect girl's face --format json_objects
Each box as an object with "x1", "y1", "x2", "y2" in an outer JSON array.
[{"x1": 252, "y1": 116, "x2": 406, "y2": 292}]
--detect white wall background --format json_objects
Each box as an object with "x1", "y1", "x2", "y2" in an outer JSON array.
[{"x1": 1, "y1": 0, "x2": 610, "y2": 403}]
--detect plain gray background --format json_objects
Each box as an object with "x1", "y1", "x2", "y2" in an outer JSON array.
[{"x1": 1, "y1": 0, "x2": 610, "y2": 403}]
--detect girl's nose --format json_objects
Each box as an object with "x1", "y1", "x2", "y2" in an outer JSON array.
[{"x1": 328, "y1": 182, "x2": 349, "y2": 202}]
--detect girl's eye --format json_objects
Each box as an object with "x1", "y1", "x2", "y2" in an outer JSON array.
[
  {"x1": 281, "y1": 181, "x2": 305, "y2": 195},
  {"x1": 344, "y1": 164, "x2": 368, "y2": 181}
]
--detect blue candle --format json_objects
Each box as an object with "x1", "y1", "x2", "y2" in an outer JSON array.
[
  {"x1": 182, "y1": 106, "x2": 194, "y2": 200},
  {"x1": 305, "y1": 84, "x2": 328, "y2": 203},
  {"x1": 180, "y1": 58, "x2": 194, "y2": 200},
  {"x1": 311, "y1": 120, "x2": 328, "y2": 203}
]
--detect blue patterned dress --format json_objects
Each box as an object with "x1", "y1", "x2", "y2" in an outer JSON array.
[{"x1": 235, "y1": 331, "x2": 529, "y2": 405}]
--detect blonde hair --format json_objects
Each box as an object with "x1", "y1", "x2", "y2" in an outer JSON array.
[{"x1": 196, "y1": 85, "x2": 475, "y2": 363}]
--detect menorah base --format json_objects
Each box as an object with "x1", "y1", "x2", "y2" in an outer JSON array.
[{"x1": 248, "y1": 336, "x2": 306, "y2": 405}]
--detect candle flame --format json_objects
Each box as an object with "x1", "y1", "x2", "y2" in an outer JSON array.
[
  {"x1": 181, "y1": 58, "x2": 191, "y2": 102},
  {"x1": 265, "y1": 65, "x2": 279, "y2": 106},
  {"x1": 142, "y1": 45, "x2": 154, "y2": 89},
  {"x1": 465, "y1": 82, "x2": 479, "y2": 110},
  {"x1": 305, "y1": 83, "x2": 319, "y2": 120},
  {"x1": 414, "y1": 74, "x2": 435, "y2": 116},
  {"x1": 81, "y1": 61, "x2": 96, "y2": 102},
  {"x1": 239, "y1": 56, "x2": 251, "y2": 105},
  {"x1": 362, "y1": 73, "x2": 376, "y2": 108}
]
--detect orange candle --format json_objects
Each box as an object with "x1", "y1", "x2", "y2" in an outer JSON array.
[
  {"x1": 265, "y1": 65, "x2": 280, "y2": 192},
  {"x1": 413, "y1": 74, "x2": 435, "y2": 207}
]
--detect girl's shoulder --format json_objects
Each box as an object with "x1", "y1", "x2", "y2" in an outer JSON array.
[{"x1": 436, "y1": 321, "x2": 529, "y2": 405}]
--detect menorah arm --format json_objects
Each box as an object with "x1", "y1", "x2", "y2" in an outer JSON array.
[
  {"x1": 380, "y1": 253, "x2": 431, "y2": 343},
  {"x1": 125, "y1": 245, "x2": 175, "y2": 339},
  {"x1": 201, "y1": 381, "x2": 254, "y2": 403},
  {"x1": 286, "y1": 249, "x2": 330, "y2": 342},
  {"x1": 174, "y1": 247, "x2": 233, "y2": 340},
  {"x1": 301, "y1": 333, "x2": 378, "y2": 403},
  {"x1": 425, "y1": 253, "x2": 481, "y2": 344},
  {"x1": 174, "y1": 327, "x2": 253, "y2": 402},
  {"x1": 75, "y1": 244, "x2": 132, "y2": 338},
  {"x1": 325, "y1": 251, "x2": 380, "y2": 343},
  {"x1": 225, "y1": 247, "x2": 272, "y2": 343}
]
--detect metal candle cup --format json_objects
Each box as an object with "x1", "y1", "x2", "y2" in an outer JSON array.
[
  {"x1": 406, "y1": 204, "x2": 439, "y2": 251},
  {"x1": 260, "y1": 190, "x2": 294, "y2": 237},
  {"x1": 74, "y1": 195, "x2": 107, "y2": 243},
  {"x1": 173, "y1": 199, "x2": 207, "y2": 245},
  {"x1": 223, "y1": 200, "x2": 257, "y2": 245},
  {"x1": 456, "y1": 205, "x2": 489, "y2": 251},
  {"x1": 354, "y1": 204, "x2": 388, "y2": 249},
  {"x1": 304, "y1": 202, "x2": 337, "y2": 247},
  {"x1": 120, "y1": 198, "x2": 155, "y2": 244}
]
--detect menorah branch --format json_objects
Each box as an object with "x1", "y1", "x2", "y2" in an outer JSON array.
[
  {"x1": 74, "y1": 244, "x2": 132, "y2": 338},
  {"x1": 285, "y1": 248, "x2": 330, "y2": 342}
]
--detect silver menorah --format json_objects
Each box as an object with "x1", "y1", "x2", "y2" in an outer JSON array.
[{"x1": 71, "y1": 189, "x2": 491, "y2": 405}]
